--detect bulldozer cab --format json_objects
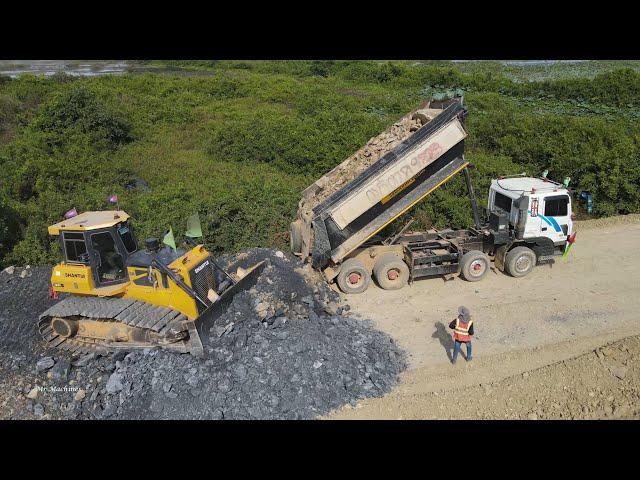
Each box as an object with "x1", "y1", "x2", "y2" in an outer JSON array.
[{"x1": 49, "y1": 211, "x2": 138, "y2": 288}]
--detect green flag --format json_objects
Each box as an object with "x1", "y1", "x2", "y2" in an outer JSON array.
[
  {"x1": 163, "y1": 227, "x2": 177, "y2": 251},
  {"x1": 185, "y1": 213, "x2": 203, "y2": 238}
]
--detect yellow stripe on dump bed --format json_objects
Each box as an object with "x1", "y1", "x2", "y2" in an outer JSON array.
[
  {"x1": 329, "y1": 120, "x2": 467, "y2": 229},
  {"x1": 381, "y1": 178, "x2": 416, "y2": 205},
  {"x1": 368, "y1": 162, "x2": 469, "y2": 240},
  {"x1": 331, "y1": 161, "x2": 469, "y2": 263}
]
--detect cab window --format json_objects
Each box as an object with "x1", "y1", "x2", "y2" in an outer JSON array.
[
  {"x1": 494, "y1": 191, "x2": 513, "y2": 213},
  {"x1": 91, "y1": 231, "x2": 126, "y2": 284},
  {"x1": 63, "y1": 232, "x2": 89, "y2": 263},
  {"x1": 117, "y1": 222, "x2": 138, "y2": 253},
  {"x1": 544, "y1": 195, "x2": 569, "y2": 217}
]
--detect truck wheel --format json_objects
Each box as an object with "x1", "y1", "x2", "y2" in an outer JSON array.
[
  {"x1": 373, "y1": 254, "x2": 410, "y2": 290},
  {"x1": 460, "y1": 250, "x2": 490, "y2": 282},
  {"x1": 505, "y1": 246, "x2": 536, "y2": 278},
  {"x1": 336, "y1": 258, "x2": 371, "y2": 294}
]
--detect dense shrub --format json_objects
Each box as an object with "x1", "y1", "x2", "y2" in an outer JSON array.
[
  {"x1": 0, "y1": 192, "x2": 20, "y2": 266},
  {"x1": 0, "y1": 61, "x2": 639, "y2": 266},
  {"x1": 33, "y1": 86, "x2": 133, "y2": 150},
  {"x1": 513, "y1": 69, "x2": 640, "y2": 107},
  {"x1": 205, "y1": 104, "x2": 389, "y2": 176}
]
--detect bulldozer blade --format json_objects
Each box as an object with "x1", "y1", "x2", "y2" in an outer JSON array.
[{"x1": 191, "y1": 260, "x2": 266, "y2": 356}]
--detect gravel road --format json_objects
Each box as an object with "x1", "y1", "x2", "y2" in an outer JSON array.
[{"x1": 329, "y1": 214, "x2": 640, "y2": 419}]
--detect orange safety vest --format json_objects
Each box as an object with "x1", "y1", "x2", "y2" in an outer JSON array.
[{"x1": 453, "y1": 317, "x2": 472, "y2": 342}]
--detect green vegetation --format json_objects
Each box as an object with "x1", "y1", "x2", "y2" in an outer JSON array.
[{"x1": 1, "y1": 60, "x2": 639, "y2": 267}]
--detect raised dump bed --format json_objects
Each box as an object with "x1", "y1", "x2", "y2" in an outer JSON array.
[{"x1": 291, "y1": 97, "x2": 468, "y2": 274}]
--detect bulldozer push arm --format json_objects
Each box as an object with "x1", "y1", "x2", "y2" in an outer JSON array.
[{"x1": 151, "y1": 258, "x2": 208, "y2": 309}]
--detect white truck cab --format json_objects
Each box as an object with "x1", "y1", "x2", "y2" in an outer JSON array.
[{"x1": 488, "y1": 177, "x2": 573, "y2": 246}]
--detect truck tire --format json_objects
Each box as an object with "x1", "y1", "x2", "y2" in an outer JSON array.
[
  {"x1": 504, "y1": 246, "x2": 536, "y2": 278},
  {"x1": 373, "y1": 254, "x2": 410, "y2": 290},
  {"x1": 336, "y1": 258, "x2": 371, "y2": 294},
  {"x1": 459, "y1": 250, "x2": 490, "y2": 282}
]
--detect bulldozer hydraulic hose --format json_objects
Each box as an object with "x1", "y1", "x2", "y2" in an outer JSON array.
[
  {"x1": 210, "y1": 258, "x2": 237, "y2": 286},
  {"x1": 151, "y1": 259, "x2": 209, "y2": 309}
]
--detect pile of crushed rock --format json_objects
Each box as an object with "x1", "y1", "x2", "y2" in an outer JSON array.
[{"x1": 0, "y1": 249, "x2": 406, "y2": 419}]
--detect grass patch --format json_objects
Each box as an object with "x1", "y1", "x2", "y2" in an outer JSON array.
[{"x1": 1, "y1": 61, "x2": 639, "y2": 267}]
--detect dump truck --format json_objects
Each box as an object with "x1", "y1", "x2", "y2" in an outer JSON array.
[
  {"x1": 38, "y1": 211, "x2": 265, "y2": 356},
  {"x1": 290, "y1": 97, "x2": 575, "y2": 293}
]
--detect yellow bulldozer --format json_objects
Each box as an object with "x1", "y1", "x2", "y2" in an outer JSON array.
[{"x1": 38, "y1": 210, "x2": 265, "y2": 356}]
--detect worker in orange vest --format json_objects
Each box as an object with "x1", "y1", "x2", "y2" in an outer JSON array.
[{"x1": 449, "y1": 306, "x2": 474, "y2": 364}]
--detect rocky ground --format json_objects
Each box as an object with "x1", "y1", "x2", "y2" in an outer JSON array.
[{"x1": 0, "y1": 249, "x2": 406, "y2": 420}]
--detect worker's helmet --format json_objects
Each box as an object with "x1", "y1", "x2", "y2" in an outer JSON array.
[{"x1": 458, "y1": 305, "x2": 471, "y2": 322}]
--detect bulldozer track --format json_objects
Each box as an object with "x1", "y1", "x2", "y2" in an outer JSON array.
[{"x1": 38, "y1": 296, "x2": 190, "y2": 354}]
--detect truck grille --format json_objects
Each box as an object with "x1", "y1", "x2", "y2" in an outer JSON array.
[{"x1": 189, "y1": 258, "x2": 219, "y2": 313}]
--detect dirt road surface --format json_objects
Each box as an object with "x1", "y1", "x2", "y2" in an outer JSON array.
[{"x1": 328, "y1": 215, "x2": 640, "y2": 419}]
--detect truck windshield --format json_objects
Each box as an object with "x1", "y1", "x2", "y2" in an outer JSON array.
[
  {"x1": 117, "y1": 223, "x2": 138, "y2": 253},
  {"x1": 494, "y1": 191, "x2": 513, "y2": 213}
]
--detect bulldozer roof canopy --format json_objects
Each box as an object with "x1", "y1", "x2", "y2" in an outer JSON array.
[{"x1": 48, "y1": 211, "x2": 130, "y2": 235}]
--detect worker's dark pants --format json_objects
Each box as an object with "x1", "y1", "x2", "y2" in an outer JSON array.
[{"x1": 452, "y1": 340, "x2": 472, "y2": 362}]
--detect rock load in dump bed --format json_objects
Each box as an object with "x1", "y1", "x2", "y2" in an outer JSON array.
[
  {"x1": 291, "y1": 97, "x2": 468, "y2": 271},
  {"x1": 299, "y1": 103, "x2": 444, "y2": 212},
  {"x1": 0, "y1": 250, "x2": 406, "y2": 420}
]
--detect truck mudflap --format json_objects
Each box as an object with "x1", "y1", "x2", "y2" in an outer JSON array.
[
  {"x1": 191, "y1": 260, "x2": 266, "y2": 356},
  {"x1": 494, "y1": 244, "x2": 509, "y2": 272}
]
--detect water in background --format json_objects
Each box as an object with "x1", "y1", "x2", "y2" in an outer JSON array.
[
  {"x1": 0, "y1": 60, "x2": 221, "y2": 78},
  {"x1": 0, "y1": 60, "x2": 129, "y2": 78}
]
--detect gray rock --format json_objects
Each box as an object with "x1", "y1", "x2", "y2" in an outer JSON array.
[
  {"x1": 34, "y1": 404, "x2": 45, "y2": 417},
  {"x1": 50, "y1": 359, "x2": 71, "y2": 382},
  {"x1": 89, "y1": 388, "x2": 100, "y2": 402},
  {"x1": 233, "y1": 365, "x2": 248, "y2": 382},
  {"x1": 186, "y1": 376, "x2": 199, "y2": 387},
  {"x1": 36, "y1": 357, "x2": 55, "y2": 372},
  {"x1": 106, "y1": 373, "x2": 124, "y2": 394},
  {"x1": 2, "y1": 266, "x2": 15, "y2": 275},
  {"x1": 217, "y1": 378, "x2": 232, "y2": 393},
  {"x1": 274, "y1": 331, "x2": 290, "y2": 340},
  {"x1": 102, "y1": 405, "x2": 117, "y2": 418},
  {"x1": 72, "y1": 353, "x2": 96, "y2": 367},
  {"x1": 211, "y1": 409, "x2": 224, "y2": 420}
]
